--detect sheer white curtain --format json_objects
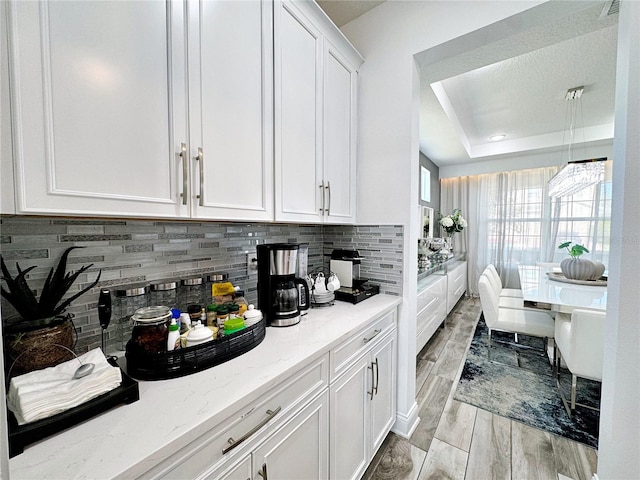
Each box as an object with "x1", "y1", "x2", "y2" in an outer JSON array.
[{"x1": 441, "y1": 167, "x2": 560, "y2": 294}]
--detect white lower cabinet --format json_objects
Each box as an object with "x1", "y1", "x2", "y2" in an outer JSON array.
[
  {"x1": 207, "y1": 391, "x2": 329, "y2": 480},
  {"x1": 253, "y1": 391, "x2": 329, "y2": 480},
  {"x1": 329, "y1": 329, "x2": 397, "y2": 480},
  {"x1": 416, "y1": 274, "x2": 448, "y2": 353},
  {"x1": 446, "y1": 260, "x2": 468, "y2": 314}
]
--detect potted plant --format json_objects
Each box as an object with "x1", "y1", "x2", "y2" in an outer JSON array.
[
  {"x1": 558, "y1": 242, "x2": 597, "y2": 281},
  {"x1": 1, "y1": 246, "x2": 101, "y2": 376}
]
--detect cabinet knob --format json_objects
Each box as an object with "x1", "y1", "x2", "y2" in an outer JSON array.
[{"x1": 258, "y1": 463, "x2": 268, "y2": 480}]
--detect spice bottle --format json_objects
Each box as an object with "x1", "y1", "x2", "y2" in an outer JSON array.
[
  {"x1": 216, "y1": 305, "x2": 229, "y2": 329},
  {"x1": 206, "y1": 304, "x2": 217, "y2": 327}
]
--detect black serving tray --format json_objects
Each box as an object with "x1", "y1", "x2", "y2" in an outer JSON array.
[
  {"x1": 125, "y1": 318, "x2": 266, "y2": 381},
  {"x1": 7, "y1": 359, "x2": 139, "y2": 457}
]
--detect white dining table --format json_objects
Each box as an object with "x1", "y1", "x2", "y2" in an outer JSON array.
[{"x1": 518, "y1": 264, "x2": 607, "y2": 313}]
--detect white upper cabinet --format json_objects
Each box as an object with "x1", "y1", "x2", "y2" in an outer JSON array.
[
  {"x1": 8, "y1": 0, "x2": 189, "y2": 218},
  {"x1": 7, "y1": 0, "x2": 273, "y2": 220},
  {"x1": 322, "y1": 39, "x2": 358, "y2": 223},
  {"x1": 274, "y1": 0, "x2": 362, "y2": 224},
  {"x1": 187, "y1": 0, "x2": 274, "y2": 221}
]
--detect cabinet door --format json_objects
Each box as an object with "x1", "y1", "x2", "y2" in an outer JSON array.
[
  {"x1": 323, "y1": 40, "x2": 357, "y2": 224},
  {"x1": 188, "y1": 0, "x2": 274, "y2": 221},
  {"x1": 253, "y1": 391, "x2": 329, "y2": 480},
  {"x1": 329, "y1": 355, "x2": 369, "y2": 480},
  {"x1": 370, "y1": 332, "x2": 397, "y2": 455},
  {"x1": 8, "y1": 0, "x2": 189, "y2": 218},
  {"x1": 274, "y1": 0, "x2": 323, "y2": 223}
]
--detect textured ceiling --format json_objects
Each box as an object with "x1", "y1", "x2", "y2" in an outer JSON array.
[{"x1": 318, "y1": 1, "x2": 619, "y2": 167}]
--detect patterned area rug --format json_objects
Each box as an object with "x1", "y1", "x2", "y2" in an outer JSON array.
[{"x1": 454, "y1": 314, "x2": 600, "y2": 448}]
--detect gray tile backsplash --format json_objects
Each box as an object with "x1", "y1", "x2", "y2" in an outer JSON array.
[{"x1": 1, "y1": 216, "x2": 403, "y2": 353}]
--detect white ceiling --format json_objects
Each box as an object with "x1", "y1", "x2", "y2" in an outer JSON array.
[{"x1": 317, "y1": 1, "x2": 619, "y2": 168}]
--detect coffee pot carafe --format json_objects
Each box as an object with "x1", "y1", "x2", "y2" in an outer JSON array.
[{"x1": 272, "y1": 279, "x2": 309, "y2": 322}]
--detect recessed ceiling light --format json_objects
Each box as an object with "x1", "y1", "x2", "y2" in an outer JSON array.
[{"x1": 489, "y1": 134, "x2": 506, "y2": 141}]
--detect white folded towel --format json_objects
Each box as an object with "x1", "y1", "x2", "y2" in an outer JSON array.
[{"x1": 7, "y1": 348, "x2": 122, "y2": 425}]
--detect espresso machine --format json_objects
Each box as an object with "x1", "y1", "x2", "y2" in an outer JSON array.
[
  {"x1": 257, "y1": 243, "x2": 310, "y2": 326},
  {"x1": 330, "y1": 249, "x2": 379, "y2": 304}
]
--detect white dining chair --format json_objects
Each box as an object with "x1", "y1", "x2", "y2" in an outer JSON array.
[
  {"x1": 554, "y1": 308, "x2": 605, "y2": 416},
  {"x1": 482, "y1": 269, "x2": 526, "y2": 309},
  {"x1": 485, "y1": 264, "x2": 523, "y2": 298},
  {"x1": 478, "y1": 275, "x2": 555, "y2": 361}
]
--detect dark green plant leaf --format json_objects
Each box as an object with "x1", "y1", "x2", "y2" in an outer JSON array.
[
  {"x1": 53, "y1": 269, "x2": 101, "y2": 316},
  {"x1": 1, "y1": 247, "x2": 101, "y2": 325},
  {"x1": 1, "y1": 256, "x2": 40, "y2": 318},
  {"x1": 39, "y1": 247, "x2": 82, "y2": 310}
]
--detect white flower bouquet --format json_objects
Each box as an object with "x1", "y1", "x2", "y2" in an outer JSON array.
[{"x1": 439, "y1": 209, "x2": 467, "y2": 235}]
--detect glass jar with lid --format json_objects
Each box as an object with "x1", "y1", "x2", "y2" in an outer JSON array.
[
  {"x1": 149, "y1": 280, "x2": 178, "y2": 309},
  {"x1": 114, "y1": 284, "x2": 149, "y2": 351},
  {"x1": 204, "y1": 272, "x2": 229, "y2": 305},
  {"x1": 130, "y1": 305, "x2": 172, "y2": 353},
  {"x1": 178, "y1": 276, "x2": 204, "y2": 310}
]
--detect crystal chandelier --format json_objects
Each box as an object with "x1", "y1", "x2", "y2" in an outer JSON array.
[{"x1": 547, "y1": 87, "x2": 607, "y2": 198}]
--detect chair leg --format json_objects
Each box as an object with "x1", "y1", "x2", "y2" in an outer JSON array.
[
  {"x1": 488, "y1": 329, "x2": 492, "y2": 360},
  {"x1": 571, "y1": 374, "x2": 578, "y2": 412}
]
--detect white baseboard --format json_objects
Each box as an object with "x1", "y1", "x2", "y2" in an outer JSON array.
[{"x1": 391, "y1": 401, "x2": 420, "y2": 438}]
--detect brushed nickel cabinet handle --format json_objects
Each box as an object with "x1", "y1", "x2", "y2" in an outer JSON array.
[
  {"x1": 258, "y1": 463, "x2": 268, "y2": 480},
  {"x1": 368, "y1": 363, "x2": 375, "y2": 400},
  {"x1": 373, "y1": 357, "x2": 379, "y2": 395},
  {"x1": 326, "y1": 181, "x2": 331, "y2": 214},
  {"x1": 363, "y1": 329, "x2": 381, "y2": 344},
  {"x1": 196, "y1": 147, "x2": 204, "y2": 206},
  {"x1": 319, "y1": 181, "x2": 325, "y2": 213},
  {"x1": 180, "y1": 143, "x2": 188, "y2": 205},
  {"x1": 222, "y1": 406, "x2": 281, "y2": 454}
]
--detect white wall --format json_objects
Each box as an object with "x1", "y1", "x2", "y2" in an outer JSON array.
[
  {"x1": 597, "y1": 0, "x2": 640, "y2": 477},
  {"x1": 342, "y1": 0, "x2": 543, "y2": 436}
]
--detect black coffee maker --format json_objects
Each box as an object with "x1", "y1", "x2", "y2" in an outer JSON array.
[{"x1": 257, "y1": 243, "x2": 310, "y2": 326}]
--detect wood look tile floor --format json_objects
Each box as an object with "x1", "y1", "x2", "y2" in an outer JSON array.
[{"x1": 362, "y1": 297, "x2": 598, "y2": 480}]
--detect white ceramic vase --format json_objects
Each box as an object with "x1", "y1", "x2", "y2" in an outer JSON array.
[
  {"x1": 560, "y1": 257, "x2": 595, "y2": 281},
  {"x1": 588, "y1": 261, "x2": 606, "y2": 280}
]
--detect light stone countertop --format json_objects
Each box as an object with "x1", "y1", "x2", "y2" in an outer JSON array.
[{"x1": 8, "y1": 294, "x2": 401, "y2": 480}]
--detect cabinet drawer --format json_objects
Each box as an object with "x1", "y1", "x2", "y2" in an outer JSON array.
[
  {"x1": 330, "y1": 309, "x2": 396, "y2": 382},
  {"x1": 417, "y1": 276, "x2": 447, "y2": 313},
  {"x1": 149, "y1": 354, "x2": 329, "y2": 479},
  {"x1": 417, "y1": 300, "x2": 446, "y2": 333}
]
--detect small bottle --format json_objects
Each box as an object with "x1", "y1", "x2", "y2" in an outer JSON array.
[
  {"x1": 206, "y1": 304, "x2": 217, "y2": 327},
  {"x1": 179, "y1": 312, "x2": 191, "y2": 334},
  {"x1": 216, "y1": 305, "x2": 229, "y2": 329},
  {"x1": 167, "y1": 319, "x2": 180, "y2": 351}
]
